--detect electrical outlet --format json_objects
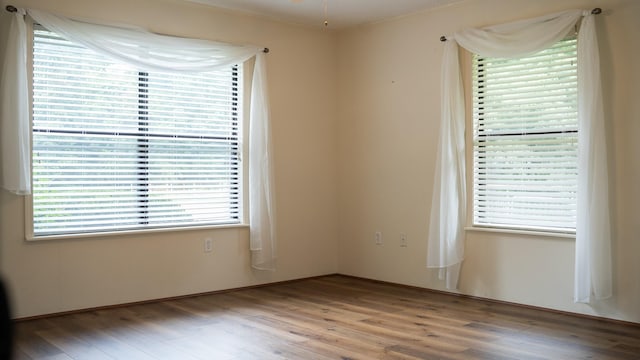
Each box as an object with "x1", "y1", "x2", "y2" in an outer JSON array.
[
  {"x1": 204, "y1": 238, "x2": 213, "y2": 253},
  {"x1": 400, "y1": 233, "x2": 407, "y2": 247},
  {"x1": 375, "y1": 231, "x2": 382, "y2": 245}
]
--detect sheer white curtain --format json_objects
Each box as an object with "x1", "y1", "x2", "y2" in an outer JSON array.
[
  {"x1": 1, "y1": 9, "x2": 30, "y2": 195},
  {"x1": 427, "y1": 40, "x2": 466, "y2": 290},
  {"x1": 27, "y1": 10, "x2": 261, "y2": 72},
  {"x1": 575, "y1": 13, "x2": 611, "y2": 303},
  {"x1": 429, "y1": 9, "x2": 612, "y2": 303},
  {"x1": 249, "y1": 53, "x2": 277, "y2": 270},
  {"x1": 0, "y1": 9, "x2": 277, "y2": 270}
]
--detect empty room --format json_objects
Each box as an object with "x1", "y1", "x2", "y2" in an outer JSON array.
[{"x1": 0, "y1": 0, "x2": 639, "y2": 358}]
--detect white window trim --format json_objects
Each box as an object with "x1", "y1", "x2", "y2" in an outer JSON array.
[{"x1": 465, "y1": 226, "x2": 575, "y2": 239}]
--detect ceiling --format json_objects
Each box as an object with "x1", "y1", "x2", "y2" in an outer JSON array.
[{"x1": 186, "y1": 0, "x2": 464, "y2": 29}]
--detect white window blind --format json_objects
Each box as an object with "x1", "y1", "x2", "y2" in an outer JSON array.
[
  {"x1": 472, "y1": 38, "x2": 578, "y2": 233},
  {"x1": 31, "y1": 26, "x2": 242, "y2": 236}
]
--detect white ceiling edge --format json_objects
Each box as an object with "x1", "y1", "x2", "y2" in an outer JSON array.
[{"x1": 184, "y1": 0, "x2": 465, "y2": 30}]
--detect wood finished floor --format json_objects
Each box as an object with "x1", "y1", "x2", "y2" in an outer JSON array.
[{"x1": 12, "y1": 275, "x2": 640, "y2": 360}]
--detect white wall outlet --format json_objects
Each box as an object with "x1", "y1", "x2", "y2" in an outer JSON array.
[
  {"x1": 375, "y1": 231, "x2": 382, "y2": 245},
  {"x1": 400, "y1": 233, "x2": 408, "y2": 247},
  {"x1": 204, "y1": 238, "x2": 213, "y2": 253}
]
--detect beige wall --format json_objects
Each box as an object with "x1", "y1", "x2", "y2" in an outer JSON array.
[
  {"x1": 337, "y1": 0, "x2": 640, "y2": 323},
  {"x1": 1, "y1": 0, "x2": 639, "y2": 324},
  {"x1": 0, "y1": 0, "x2": 339, "y2": 318}
]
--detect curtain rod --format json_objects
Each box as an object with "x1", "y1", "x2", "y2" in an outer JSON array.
[
  {"x1": 4, "y1": 5, "x2": 269, "y2": 53},
  {"x1": 439, "y1": 7, "x2": 602, "y2": 42}
]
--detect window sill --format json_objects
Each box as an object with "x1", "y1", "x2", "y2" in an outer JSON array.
[
  {"x1": 26, "y1": 223, "x2": 250, "y2": 242},
  {"x1": 465, "y1": 226, "x2": 575, "y2": 240}
]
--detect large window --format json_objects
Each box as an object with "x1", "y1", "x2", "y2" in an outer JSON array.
[
  {"x1": 472, "y1": 38, "x2": 578, "y2": 233},
  {"x1": 31, "y1": 25, "x2": 242, "y2": 237}
]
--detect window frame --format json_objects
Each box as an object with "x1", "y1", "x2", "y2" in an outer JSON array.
[
  {"x1": 465, "y1": 38, "x2": 579, "y2": 238},
  {"x1": 24, "y1": 20, "x2": 250, "y2": 241}
]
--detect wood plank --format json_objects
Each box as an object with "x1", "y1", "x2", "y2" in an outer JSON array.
[{"x1": 13, "y1": 275, "x2": 640, "y2": 360}]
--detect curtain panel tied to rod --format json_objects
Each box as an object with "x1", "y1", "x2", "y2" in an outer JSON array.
[
  {"x1": 428, "y1": 9, "x2": 612, "y2": 305},
  {"x1": 5, "y1": 5, "x2": 270, "y2": 53},
  {"x1": 439, "y1": 8, "x2": 602, "y2": 42},
  {"x1": 1, "y1": 7, "x2": 277, "y2": 271}
]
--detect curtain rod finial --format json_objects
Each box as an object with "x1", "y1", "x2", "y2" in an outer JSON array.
[
  {"x1": 591, "y1": 8, "x2": 602, "y2": 15},
  {"x1": 6, "y1": 5, "x2": 17, "y2": 12},
  {"x1": 440, "y1": 36, "x2": 447, "y2": 42}
]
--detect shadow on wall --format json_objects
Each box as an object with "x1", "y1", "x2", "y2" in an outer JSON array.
[{"x1": 1, "y1": 277, "x2": 13, "y2": 359}]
